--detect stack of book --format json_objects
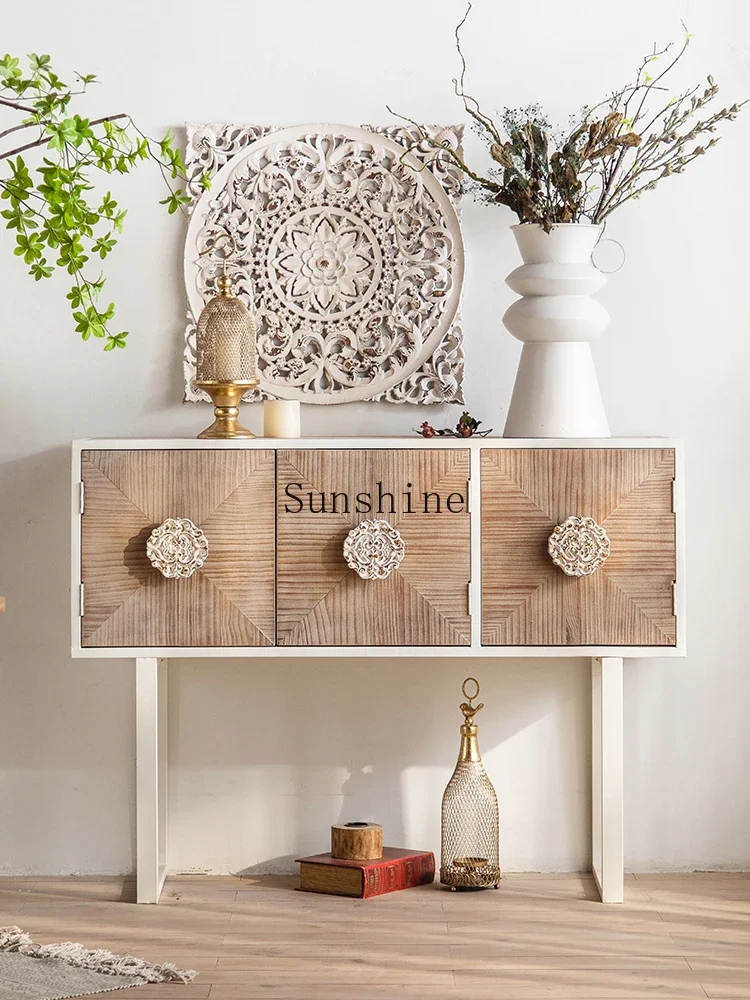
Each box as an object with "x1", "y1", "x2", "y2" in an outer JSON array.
[{"x1": 296, "y1": 847, "x2": 435, "y2": 899}]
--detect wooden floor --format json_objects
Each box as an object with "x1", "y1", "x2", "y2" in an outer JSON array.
[{"x1": 1, "y1": 874, "x2": 749, "y2": 998}]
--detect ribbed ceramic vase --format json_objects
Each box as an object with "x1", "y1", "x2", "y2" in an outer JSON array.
[{"x1": 503, "y1": 223, "x2": 610, "y2": 438}]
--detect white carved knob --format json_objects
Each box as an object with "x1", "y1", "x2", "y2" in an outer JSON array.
[
  {"x1": 548, "y1": 516, "x2": 610, "y2": 577},
  {"x1": 343, "y1": 519, "x2": 405, "y2": 580},
  {"x1": 146, "y1": 517, "x2": 208, "y2": 579}
]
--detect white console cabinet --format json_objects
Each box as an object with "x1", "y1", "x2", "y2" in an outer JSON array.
[{"x1": 71, "y1": 437, "x2": 685, "y2": 902}]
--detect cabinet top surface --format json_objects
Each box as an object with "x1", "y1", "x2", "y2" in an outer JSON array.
[{"x1": 73, "y1": 436, "x2": 680, "y2": 450}]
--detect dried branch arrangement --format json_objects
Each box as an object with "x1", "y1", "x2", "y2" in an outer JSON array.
[
  {"x1": 0, "y1": 54, "x2": 206, "y2": 349},
  {"x1": 390, "y1": 6, "x2": 743, "y2": 232}
]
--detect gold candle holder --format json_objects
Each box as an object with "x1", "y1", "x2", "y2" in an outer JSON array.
[
  {"x1": 194, "y1": 234, "x2": 258, "y2": 439},
  {"x1": 196, "y1": 381, "x2": 259, "y2": 439}
]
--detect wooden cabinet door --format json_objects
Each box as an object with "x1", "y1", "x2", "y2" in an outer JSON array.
[
  {"x1": 80, "y1": 450, "x2": 275, "y2": 648},
  {"x1": 481, "y1": 449, "x2": 677, "y2": 646},
  {"x1": 276, "y1": 449, "x2": 471, "y2": 646}
]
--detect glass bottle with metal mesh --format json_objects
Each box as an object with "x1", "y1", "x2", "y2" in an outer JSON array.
[{"x1": 440, "y1": 677, "x2": 501, "y2": 890}]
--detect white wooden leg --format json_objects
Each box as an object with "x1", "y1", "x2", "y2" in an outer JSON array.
[
  {"x1": 136, "y1": 657, "x2": 168, "y2": 903},
  {"x1": 591, "y1": 656, "x2": 624, "y2": 903}
]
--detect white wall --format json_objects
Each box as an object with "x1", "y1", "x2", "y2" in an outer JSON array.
[{"x1": 1, "y1": 0, "x2": 748, "y2": 876}]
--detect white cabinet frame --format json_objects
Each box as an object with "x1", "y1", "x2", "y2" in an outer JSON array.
[
  {"x1": 591, "y1": 656, "x2": 624, "y2": 903},
  {"x1": 135, "y1": 658, "x2": 168, "y2": 903}
]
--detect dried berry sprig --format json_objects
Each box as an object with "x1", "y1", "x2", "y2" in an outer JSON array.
[{"x1": 416, "y1": 411, "x2": 493, "y2": 438}]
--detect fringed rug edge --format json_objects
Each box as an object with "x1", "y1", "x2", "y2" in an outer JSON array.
[{"x1": 0, "y1": 925, "x2": 197, "y2": 988}]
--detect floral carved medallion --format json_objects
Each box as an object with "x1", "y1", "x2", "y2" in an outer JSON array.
[
  {"x1": 146, "y1": 517, "x2": 209, "y2": 579},
  {"x1": 184, "y1": 123, "x2": 464, "y2": 404},
  {"x1": 343, "y1": 519, "x2": 406, "y2": 580},
  {"x1": 547, "y1": 516, "x2": 611, "y2": 577},
  {"x1": 268, "y1": 207, "x2": 381, "y2": 319}
]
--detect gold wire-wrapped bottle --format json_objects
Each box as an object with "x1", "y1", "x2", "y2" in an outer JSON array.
[{"x1": 440, "y1": 678, "x2": 501, "y2": 890}]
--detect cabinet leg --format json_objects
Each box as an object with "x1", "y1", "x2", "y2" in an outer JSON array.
[
  {"x1": 591, "y1": 656, "x2": 624, "y2": 903},
  {"x1": 136, "y1": 657, "x2": 168, "y2": 903}
]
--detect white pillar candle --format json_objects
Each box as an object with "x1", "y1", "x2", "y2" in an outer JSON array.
[{"x1": 263, "y1": 399, "x2": 301, "y2": 439}]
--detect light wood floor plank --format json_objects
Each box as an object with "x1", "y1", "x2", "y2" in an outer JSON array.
[
  {"x1": 208, "y1": 990, "x2": 460, "y2": 1000},
  {"x1": 453, "y1": 968, "x2": 707, "y2": 997},
  {"x1": 0, "y1": 874, "x2": 747, "y2": 999}
]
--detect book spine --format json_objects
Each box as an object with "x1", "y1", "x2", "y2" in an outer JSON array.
[{"x1": 361, "y1": 853, "x2": 435, "y2": 899}]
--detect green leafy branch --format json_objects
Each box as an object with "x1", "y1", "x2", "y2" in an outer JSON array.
[{"x1": 0, "y1": 52, "x2": 203, "y2": 350}]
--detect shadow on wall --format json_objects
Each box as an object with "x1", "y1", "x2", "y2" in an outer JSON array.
[
  {"x1": 167, "y1": 656, "x2": 591, "y2": 874},
  {"x1": 0, "y1": 446, "x2": 136, "y2": 875}
]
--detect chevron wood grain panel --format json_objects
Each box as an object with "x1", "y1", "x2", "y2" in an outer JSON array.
[
  {"x1": 277, "y1": 449, "x2": 471, "y2": 646},
  {"x1": 481, "y1": 449, "x2": 676, "y2": 646},
  {"x1": 80, "y1": 450, "x2": 275, "y2": 647}
]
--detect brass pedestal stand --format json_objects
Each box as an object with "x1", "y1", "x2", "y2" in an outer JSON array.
[{"x1": 196, "y1": 380, "x2": 259, "y2": 439}]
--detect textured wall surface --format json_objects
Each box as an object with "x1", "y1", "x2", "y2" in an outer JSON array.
[{"x1": 0, "y1": 0, "x2": 748, "y2": 874}]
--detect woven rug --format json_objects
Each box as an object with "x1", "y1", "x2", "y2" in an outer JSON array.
[{"x1": 0, "y1": 927, "x2": 196, "y2": 1000}]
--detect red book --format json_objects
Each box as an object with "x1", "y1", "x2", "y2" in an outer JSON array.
[{"x1": 296, "y1": 847, "x2": 435, "y2": 898}]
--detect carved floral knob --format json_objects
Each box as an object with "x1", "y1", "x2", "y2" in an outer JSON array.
[
  {"x1": 146, "y1": 517, "x2": 209, "y2": 579},
  {"x1": 343, "y1": 519, "x2": 405, "y2": 580},
  {"x1": 548, "y1": 516, "x2": 610, "y2": 577}
]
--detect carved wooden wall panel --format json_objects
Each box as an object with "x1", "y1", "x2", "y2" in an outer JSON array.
[
  {"x1": 481, "y1": 449, "x2": 676, "y2": 646},
  {"x1": 80, "y1": 450, "x2": 275, "y2": 647},
  {"x1": 276, "y1": 449, "x2": 471, "y2": 645},
  {"x1": 183, "y1": 123, "x2": 464, "y2": 406}
]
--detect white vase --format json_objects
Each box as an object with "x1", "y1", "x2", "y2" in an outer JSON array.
[{"x1": 502, "y1": 223, "x2": 610, "y2": 438}]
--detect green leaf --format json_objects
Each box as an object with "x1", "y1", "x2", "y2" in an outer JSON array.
[
  {"x1": 28, "y1": 53, "x2": 51, "y2": 72},
  {"x1": 30, "y1": 259, "x2": 53, "y2": 280},
  {"x1": 93, "y1": 235, "x2": 117, "y2": 259},
  {"x1": 105, "y1": 330, "x2": 128, "y2": 351},
  {"x1": 43, "y1": 115, "x2": 93, "y2": 152},
  {"x1": 14, "y1": 232, "x2": 44, "y2": 263},
  {"x1": 159, "y1": 190, "x2": 189, "y2": 215},
  {"x1": 159, "y1": 128, "x2": 174, "y2": 158},
  {"x1": 1, "y1": 206, "x2": 37, "y2": 231},
  {"x1": 0, "y1": 54, "x2": 22, "y2": 81},
  {"x1": 112, "y1": 209, "x2": 127, "y2": 233}
]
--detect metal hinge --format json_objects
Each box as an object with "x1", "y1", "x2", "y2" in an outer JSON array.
[
  {"x1": 79, "y1": 481, "x2": 85, "y2": 514},
  {"x1": 79, "y1": 583, "x2": 85, "y2": 617},
  {"x1": 467, "y1": 581, "x2": 472, "y2": 617},
  {"x1": 672, "y1": 580, "x2": 677, "y2": 617},
  {"x1": 671, "y1": 478, "x2": 676, "y2": 514}
]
